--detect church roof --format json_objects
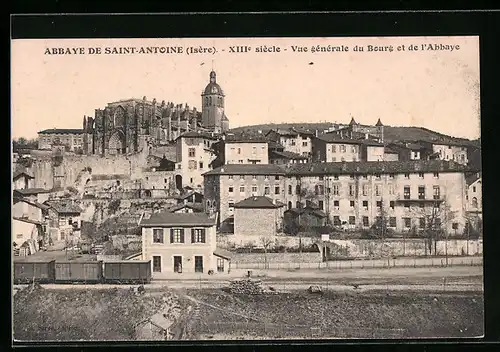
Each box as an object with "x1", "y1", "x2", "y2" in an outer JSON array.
[{"x1": 203, "y1": 71, "x2": 224, "y2": 96}]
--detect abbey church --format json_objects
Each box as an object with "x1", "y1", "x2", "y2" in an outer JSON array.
[{"x1": 38, "y1": 71, "x2": 230, "y2": 155}]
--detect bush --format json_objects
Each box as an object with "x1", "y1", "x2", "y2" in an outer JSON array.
[{"x1": 108, "y1": 199, "x2": 121, "y2": 215}]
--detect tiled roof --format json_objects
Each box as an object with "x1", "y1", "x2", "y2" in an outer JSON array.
[
  {"x1": 13, "y1": 198, "x2": 50, "y2": 211},
  {"x1": 267, "y1": 141, "x2": 284, "y2": 150},
  {"x1": 224, "y1": 136, "x2": 268, "y2": 143},
  {"x1": 268, "y1": 129, "x2": 298, "y2": 137},
  {"x1": 13, "y1": 217, "x2": 42, "y2": 225},
  {"x1": 286, "y1": 207, "x2": 327, "y2": 218},
  {"x1": 13, "y1": 170, "x2": 34, "y2": 179},
  {"x1": 139, "y1": 212, "x2": 216, "y2": 227},
  {"x1": 168, "y1": 203, "x2": 204, "y2": 212},
  {"x1": 14, "y1": 188, "x2": 49, "y2": 195},
  {"x1": 176, "y1": 131, "x2": 219, "y2": 140},
  {"x1": 466, "y1": 172, "x2": 481, "y2": 186},
  {"x1": 270, "y1": 150, "x2": 308, "y2": 160},
  {"x1": 315, "y1": 134, "x2": 384, "y2": 146},
  {"x1": 234, "y1": 196, "x2": 283, "y2": 209},
  {"x1": 203, "y1": 164, "x2": 286, "y2": 176},
  {"x1": 213, "y1": 248, "x2": 232, "y2": 260},
  {"x1": 389, "y1": 142, "x2": 426, "y2": 151},
  {"x1": 38, "y1": 128, "x2": 84, "y2": 134},
  {"x1": 45, "y1": 201, "x2": 82, "y2": 214},
  {"x1": 284, "y1": 160, "x2": 467, "y2": 176},
  {"x1": 205, "y1": 160, "x2": 467, "y2": 177},
  {"x1": 176, "y1": 191, "x2": 204, "y2": 200}
]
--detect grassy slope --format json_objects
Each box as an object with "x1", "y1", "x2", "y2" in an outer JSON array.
[
  {"x1": 185, "y1": 289, "x2": 484, "y2": 339},
  {"x1": 13, "y1": 287, "x2": 168, "y2": 341}
]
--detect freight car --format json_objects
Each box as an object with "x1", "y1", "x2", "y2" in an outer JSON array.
[
  {"x1": 13, "y1": 259, "x2": 153, "y2": 285},
  {"x1": 103, "y1": 260, "x2": 152, "y2": 284},
  {"x1": 54, "y1": 261, "x2": 103, "y2": 283},
  {"x1": 13, "y1": 259, "x2": 56, "y2": 284}
]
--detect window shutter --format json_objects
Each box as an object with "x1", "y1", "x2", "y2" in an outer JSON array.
[
  {"x1": 191, "y1": 229, "x2": 195, "y2": 243},
  {"x1": 170, "y1": 229, "x2": 174, "y2": 243},
  {"x1": 202, "y1": 228, "x2": 206, "y2": 243},
  {"x1": 180, "y1": 229, "x2": 185, "y2": 243}
]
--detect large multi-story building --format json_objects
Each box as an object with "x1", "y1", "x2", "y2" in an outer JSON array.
[
  {"x1": 38, "y1": 129, "x2": 85, "y2": 152},
  {"x1": 219, "y1": 135, "x2": 269, "y2": 165},
  {"x1": 203, "y1": 160, "x2": 468, "y2": 234}
]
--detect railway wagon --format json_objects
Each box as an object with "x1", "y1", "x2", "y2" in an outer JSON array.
[
  {"x1": 103, "y1": 260, "x2": 152, "y2": 284},
  {"x1": 13, "y1": 259, "x2": 56, "y2": 284},
  {"x1": 55, "y1": 261, "x2": 103, "y2": 283}
]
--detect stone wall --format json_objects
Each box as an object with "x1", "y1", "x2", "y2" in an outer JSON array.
[
  {"x1": 231, "y1": 252, "x2": 322, "y2": 264},
  {"x1": 324, "y1": 238, "x2": 483, "y2": 259}
]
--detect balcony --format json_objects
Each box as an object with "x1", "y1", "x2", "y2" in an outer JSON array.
[{"x1": 395, "y1": 194, "x2": 444, "y2": 204}]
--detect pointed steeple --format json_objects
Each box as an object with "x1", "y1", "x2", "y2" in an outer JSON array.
[
  {"x1": 375, "y1": 118, "x2": 384, "y2": 127},
  {"x1": 349, "y1": 117, "x2": 357, "y2": 126},
  {"x1": 83, "y1": 116, "x2": 87, "y2": 131},
  {"x1": 209, "y1": 70, "x2": 216, "y2": 84}
]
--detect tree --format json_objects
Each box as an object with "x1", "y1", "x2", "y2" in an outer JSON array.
[
  {"x1": 371, "y1": 199, "x2": 389, "y2": 239},
  {"x1": 259, "y1": 235, "x2": 274, "y2": 269},
  {"x1": 423, "y1": 199, "x2": 457, "y2": 261}
]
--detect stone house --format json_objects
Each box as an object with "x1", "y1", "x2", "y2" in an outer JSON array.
[
  {"x1": 233, "y1": 196, "x2": 285, "y2": 237},
  {"x1": 283, "y1": 205, "x2": 327, "y2": 234},
  {"x1": 139, "y1": 212, "x2": 230, "y2": 276},
  {"x1": 12, "y1": 217, "x2": 42, "y2": 254},
  {"x1": 265, "y1": 128, "x2": 315, "y2": 157},
  {"x1": 465, "y1": 172, "x2": 482, "y2": 233},
  {"x1": 12, "y1": 170, "x2": 35, "y2": 190},
  {"x1": 44, "y1": 200, "x2": 83, "y2": 243}
]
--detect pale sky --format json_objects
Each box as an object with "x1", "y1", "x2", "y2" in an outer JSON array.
[{"x1": 11, "y1": 36, "x2": 480, "y2": 140}]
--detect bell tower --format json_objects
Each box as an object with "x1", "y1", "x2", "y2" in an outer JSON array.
[{"x1": 201, "y1": 70, "x2": 226, "y2": 133}]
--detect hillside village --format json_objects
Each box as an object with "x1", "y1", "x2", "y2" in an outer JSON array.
[{"x1": 12, "y1": 70, "x2": 482, "y2": 275}]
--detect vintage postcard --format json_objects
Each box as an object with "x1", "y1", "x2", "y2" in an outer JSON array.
[{"x1": 11, "y1": 36, "x2": 483, "y2": 342}]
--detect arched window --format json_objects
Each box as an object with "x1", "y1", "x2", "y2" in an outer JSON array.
[
  {"x1": 209, "y1": 96, "x2": 212, "y2": 105},
  {"x1": 296, "y1": 201, "x2": 301, "y2": 208},
  {"x1": 205, "y1": 97, "x2": 209, "y2": 106},
  {"x1": 207, "y1": 200, "x2": 211, "y2": 209},
  {"x1": 472, "y1": 197, "x2": 478, "y2": 208},
  {"x1": 288, "y1": 185, "x2": 292, "y2": 195},
  {"x1": 288, "y1": 201, "x2": 292, "y2": 210}
]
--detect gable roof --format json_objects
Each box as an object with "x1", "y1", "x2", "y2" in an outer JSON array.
[
  {"x1": 168, "y1": 203, "x2": 204, "y2": 213},
  {"x1": 466, "y1": 173, "x2": 481, "y2": 186},
  {"x1": 13, "y1": 197, "x2": 50, "y2": 211},
  {"x1": 13, "y1": 170, "x2": 34, "y2": 180},
  {"x1": 234, "y1": 196, "x2": 283, "y2": 209},
  {"x1": 203, "y1": 164, "x2": 285, "y2": 176},
  {"x1": 285, "y1": 207, "x2": 327, "y2": 218},
  {"x1": 13, "y1": 217, "x2": 42, "y2": 225},
  {"x1": 139, "y1": 212, "x2": 216, "y2": 227},
  {"x1": 176, "y1": 191, "x2": 204, "y2": 200}
]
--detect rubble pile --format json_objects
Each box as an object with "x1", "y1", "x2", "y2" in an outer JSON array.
[{"x1": 229, "y1": 279, "x2": 265, "y2": 295}]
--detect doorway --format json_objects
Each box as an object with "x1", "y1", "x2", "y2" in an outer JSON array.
[
  {"x1": 194, "y1": 256, "x2": 203, "y2": 273},
  {"x1": 173, "y1": 256, "x2": 182, "y2": 273},
  {"x1": 175, "y1": 175, "x2": 183, "y2": 191},
  {"x1": 217, "y1": 258, "x2": 224, "y2": 273}
]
